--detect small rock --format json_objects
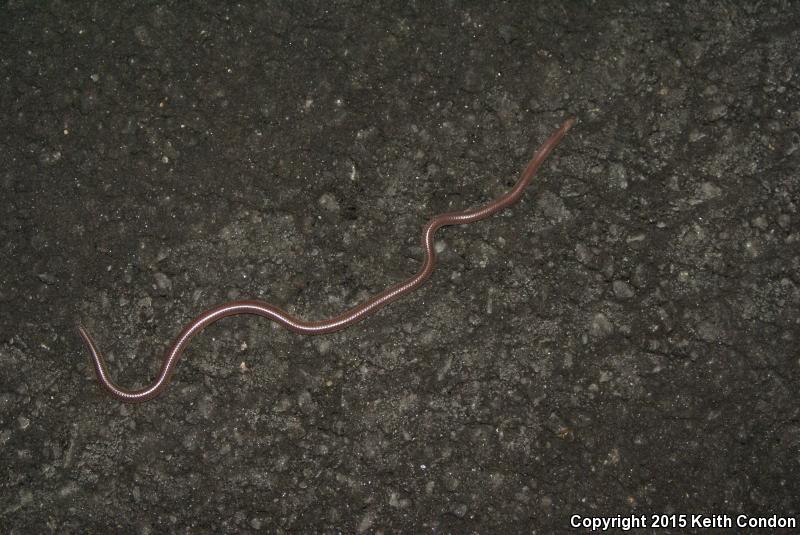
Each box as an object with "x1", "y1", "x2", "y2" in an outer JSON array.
[
  {"x1": 751, "y1": 216, "x2": 768, "y2": 230},
  {"x1": 18, "y1": 415, "x2": 30, "y2": 429},
  {"x1": 318, "y1": 192, "x2": 340, "y2": 212},
  {"x1": 451, "y1": 503, "x2": 468, "y2": 518},
  {"x1": 700, "y1": 181, "x2": 722, "y2": 200},
  {"x1": 153, "y1": 272, "x2": 172, "y2": 293},
  {"x1": 590, "y1": 313, "x2": 614, "y2": 339},
  {"x1": 613, "y1": 280, "x2": 635, "y2": 299},
  {"x1": 37, "y1": 273, "x2": 57, "y2": 285},
  {"x1": 575, "y1": 243, "x2": 593, "y2": 265},
  {"x1": 709, "y1": 104, "x2": 728, "y2": 121}
]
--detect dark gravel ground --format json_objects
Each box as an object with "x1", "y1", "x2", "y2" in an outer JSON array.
[{"x1": 1, "y1": 2, "x2": 799, "y2": 534}]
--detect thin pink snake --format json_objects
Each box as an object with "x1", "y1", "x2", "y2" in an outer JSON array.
[{"x1": 78, "y1": 118, "x2": 575, "y2": 403}]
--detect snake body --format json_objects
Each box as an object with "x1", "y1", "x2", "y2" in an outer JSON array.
[{"x1": 78, "y1": 118, "x2": 575, "y2": 403}]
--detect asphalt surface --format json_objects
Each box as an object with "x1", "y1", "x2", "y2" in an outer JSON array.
[{"x1": 1, "y1": 2, "x2": 798, "y2": 533}]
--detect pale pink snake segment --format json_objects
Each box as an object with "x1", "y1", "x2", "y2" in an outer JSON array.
[{"x1": 78, "y1": 117, "x2": 575, "y2": 403}]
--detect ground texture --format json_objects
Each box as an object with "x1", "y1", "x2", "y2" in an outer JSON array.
[{"x1": 1, "y1": 1, "x2": 799, "y2": 533}]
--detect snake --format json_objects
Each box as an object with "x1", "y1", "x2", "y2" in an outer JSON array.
[{"x1": 77, "y1": 117, "x2": 575, "y2": 403}]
